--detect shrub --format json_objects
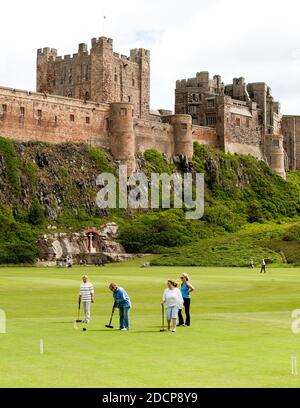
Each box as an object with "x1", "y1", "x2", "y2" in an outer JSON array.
[
  {"x1": 0, "y1": 137, "x2": 20, "y2": 193},
  {"x1": 28, "y1": 198, "x2": 45, "y2": 226},
  {"x1": 89, "y1": 147, "x2": 114, "y2": 174},
  {"x1": 141, "y1": 149, "x2": 175, "y2": 175}
]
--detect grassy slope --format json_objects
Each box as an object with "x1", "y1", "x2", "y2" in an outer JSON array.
[
  {"x1": 152, "y1": 221, "x2": 300, "y2": 267},
  {"x1": 1, "y1": 140, "x2": 300, "y2": 266},
  {"x1": 0, "y1": 263, "x2": 300, "y2": 388}
]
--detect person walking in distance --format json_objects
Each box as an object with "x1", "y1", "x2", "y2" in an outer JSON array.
[
  {"x1": 260, "y1": 259, "x2": 267, "y2": 274},
  {"x1": 79, "y1": 275, "x2": 94, "y2": 324},
  {"x1": 109, "y1": 284, "x2": 132, "y2": 331},
  {"x1": 250, "y1": 259, "x2": 255, "y2": 269},
  {"x1": 162, "y1": 280, "x2": 184, "y2": 333},
  {"x1": 178, "y1": 273, "x2": 195, "y2": 327}
]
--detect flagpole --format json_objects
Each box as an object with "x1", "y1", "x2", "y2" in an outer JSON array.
[{"x1": 103, "y1": 16, "x2": 106, "y2": 36}]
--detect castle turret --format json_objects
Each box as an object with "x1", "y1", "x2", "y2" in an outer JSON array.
[
  {"x1": 36, "y1": 48, "x2": 57, "y2": 93},
  {"x1": 170, "y1": 114, "x2": 193, "y2": 159},
  {"x1": 130, "y1": 49, "x2": 150, "y2": 118},
  {"x1": 270, "y1": 134, "x2": 286, "y2": 179},
  {"x1": 90, "y1": 37, "x2": 114, "y2": 103},
  {"x1": 109, "y1": 102, "x2": 136, "y2": 175}
]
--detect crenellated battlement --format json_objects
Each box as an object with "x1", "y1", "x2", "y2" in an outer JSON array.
[
  {"x1": 91, "y1": 36, "x2": 113, "y2": 48},
  {"x1": 130, "y1": 48, "x2": 150, "y2": 62},
  {"x1": 37, "y1": 47, "x2": 58, "y2": 59}
]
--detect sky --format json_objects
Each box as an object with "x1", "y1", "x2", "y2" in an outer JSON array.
[{"x1": 0, "y1": 0, "x2": 299, "y2": 114}]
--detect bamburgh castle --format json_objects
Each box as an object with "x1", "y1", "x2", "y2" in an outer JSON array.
[{"x1": 0, "y1": 35, "x2": 299, "y2": 178}]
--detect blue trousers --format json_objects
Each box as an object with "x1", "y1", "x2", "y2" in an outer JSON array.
[{"x1": 119, "y1": 307, "x2": 130, "y2": 330}]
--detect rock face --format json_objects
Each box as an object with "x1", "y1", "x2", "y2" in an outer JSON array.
[
  {"x1": 0, "y1": 141, "x2": 114, "y2": 219},
  {"x1": 37, "y1": 222, "x2": 138, "y2": 265}
]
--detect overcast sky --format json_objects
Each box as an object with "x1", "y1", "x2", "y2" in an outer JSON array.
[{"x1": 0, "y1": 0, "x2": 299, "y2": 114}]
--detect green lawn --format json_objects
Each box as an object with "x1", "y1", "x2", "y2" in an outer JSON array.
[{"x1": 0, "y1": 262, "x2": 300, "y2": 388}]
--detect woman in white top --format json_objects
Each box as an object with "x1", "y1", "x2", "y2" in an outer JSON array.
[{"x1": 161, "y1": 280, "x2": 184, "y2": 333}]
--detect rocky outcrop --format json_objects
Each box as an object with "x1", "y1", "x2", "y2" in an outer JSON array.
[{"x1": 37, "y1": 222, "x2": 136, "y2": 265}]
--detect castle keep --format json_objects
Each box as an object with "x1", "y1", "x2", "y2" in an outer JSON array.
[
  {"x1": 36, "y1": 38, "x2": 150, "y2": 119},
  {"x1": 0, "y1": 36, "x2": 298, "y2": 178}
]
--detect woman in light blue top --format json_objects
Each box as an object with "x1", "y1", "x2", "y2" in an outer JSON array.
[{"x1": 178, "y1": 273, "x2": 195, "y2": 327}]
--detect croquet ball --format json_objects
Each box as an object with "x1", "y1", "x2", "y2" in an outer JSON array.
[{"x1": 83, "y1": 328, "x2": 87, "y2": 332}]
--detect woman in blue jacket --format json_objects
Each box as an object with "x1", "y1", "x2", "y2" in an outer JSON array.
[
  {"x1": 178, "y1": 273, "x2": 195, "y2": 327},
  {"x1": 109, "y1": 283, "x2": 132, "y2": 331}
]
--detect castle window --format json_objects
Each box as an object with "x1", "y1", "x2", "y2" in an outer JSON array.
[
  {"x1": 128, "y1": 96, "x2": 131, "y2": 103},
  {"x1": 37, "y1": 109, "x2": 42, "y2": 125},
  {"x1": 106, "y1": 117, "x2": 111, "y2": 131},
  {"x1": 188, "y1": 105, "x2": 197, "y2": 114},
  {"x1": 20, "y1": 107, "x2": 25, "y2": 116},
  {"x1": 132, "y1": 79, "x2": 135, "y2": 87},
  {"x1": 70, "y1": 114, "x2": 75, "y2": 122},
  {"x1": 273, "y1": 140, "x2": 280, "y2": 148},
  {"x1": 54, "y1": 116, "x2": 58, "y2": 126},
  {"x1": 60, "y1": 78, "x2": 64, "y2": 85},
  {"x1": 235, "y1": 117, "x2": 241, "y2": 127},
  {"x1": 181, "y1": 123, "x2": 188, "y2": 130},
  {"x1": 85, "y1": 91, "x2": 90, "y2": 101},
  {"x1": 86, "y1": 117, "x2": 90, "y2": 124},
  {"x1": 1, "y1": 104, "x2": 7, "y2": 116},
  {"x1": 207, "y1": 99, "x2": 215, "y2": 108},
  {"x1": 120, "y1": 108, "x2": 127, "y2": 116},
  {"x1": 206, "y1": 114, "x2": 216, "y2": 126}
]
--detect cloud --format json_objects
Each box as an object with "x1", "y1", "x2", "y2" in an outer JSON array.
[{"x1": 0, "y1": 0, "x2": 299, "y2": 114}]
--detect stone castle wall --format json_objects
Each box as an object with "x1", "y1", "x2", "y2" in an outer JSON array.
[
  {"x1": 0, "y1": 86, "x2": 110, "y2": 148},
  {"x1": 0, "y1": 86, "x2": 227, "y2": 171},
  {"x1": 282, "y1": 116, "x2": 300, "y2": 170}
]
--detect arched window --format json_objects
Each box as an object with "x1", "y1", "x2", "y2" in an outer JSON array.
[{"x1": 85, "y1": 91, "x2": 90, "y2": 101}]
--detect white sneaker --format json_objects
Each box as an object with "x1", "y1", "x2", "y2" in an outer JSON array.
[
  {"x1": 121, "y1": 328, "x2": 128, "y2": 331},
  {"x1": 172, "y1": 329, "x2": 176, "y2": 333}
]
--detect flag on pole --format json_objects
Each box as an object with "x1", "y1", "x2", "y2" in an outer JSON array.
[{"x1": 103, "y1": 16, "x2": 107, "y2": 35}]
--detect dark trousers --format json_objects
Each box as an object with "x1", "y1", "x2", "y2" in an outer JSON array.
[
  {"x1": 260, "y1": 265, "x2": 266, "y2": 274},
  {"x1": 178, "y1": 298, "x2": 191, "y2": 326}
]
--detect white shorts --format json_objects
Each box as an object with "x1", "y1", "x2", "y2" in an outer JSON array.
[{"x1": 166, "y1": 306, "x2": 179, "y2": 320}]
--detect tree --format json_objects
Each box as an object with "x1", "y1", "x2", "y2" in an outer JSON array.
[{"x1": 28, "y1": 198, "x2": 45, "y2": 226}]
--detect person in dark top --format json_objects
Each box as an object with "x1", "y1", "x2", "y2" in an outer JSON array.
[{"x1": 260, "y1": 259, "x2": 267, "y2": 274}]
